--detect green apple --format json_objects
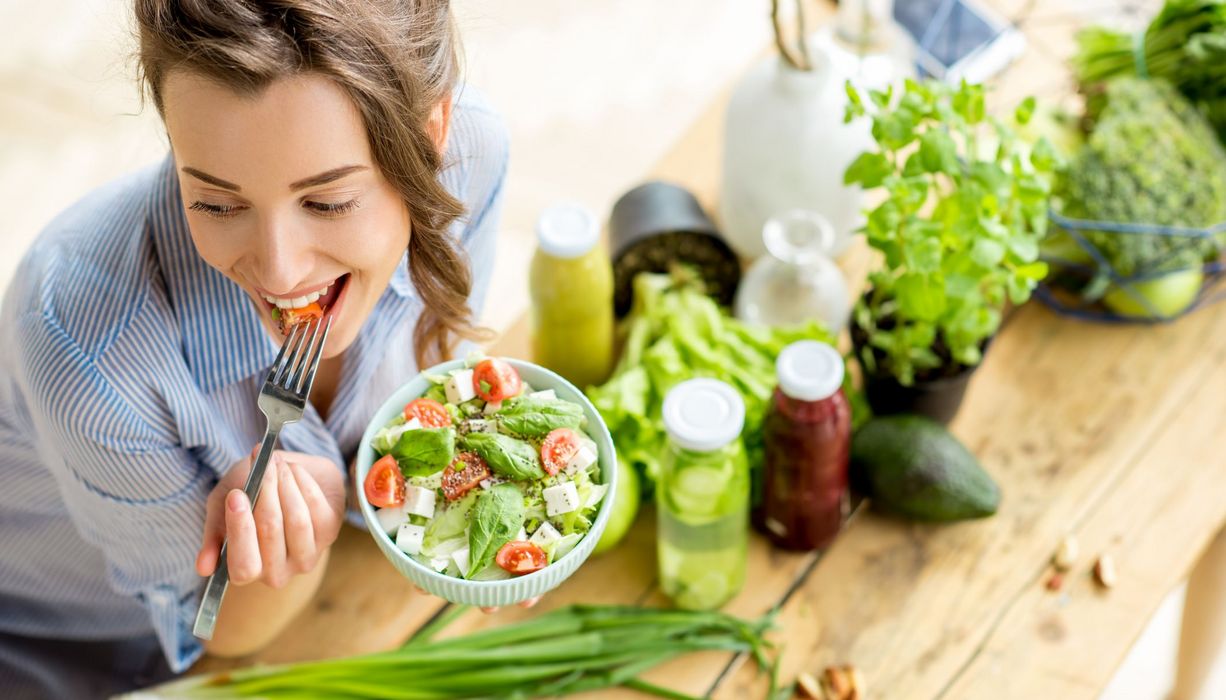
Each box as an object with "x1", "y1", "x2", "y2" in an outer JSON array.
[
  {"x1": 1103, "y1": 268, "x2": 1204, "y2": 319},
  {"x1": 593, "y1": 453, "x2": 640, "y2": 555}
]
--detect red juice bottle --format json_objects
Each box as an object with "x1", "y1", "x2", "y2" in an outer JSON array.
[{"x1": 753, "y1": 341, "x2": 851, "y2": 551}]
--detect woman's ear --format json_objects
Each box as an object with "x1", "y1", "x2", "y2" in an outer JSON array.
[{"x1": 427, "y1": 94, "x2": 453, "y2": 155}]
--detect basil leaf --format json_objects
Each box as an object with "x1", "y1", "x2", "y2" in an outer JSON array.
[
  {"x1": 391, "y1": 427, "x2": 456, "y2": 477},
  {"x1": 494, "y1": 397, "x2": 585, "y2": 438},
  {"x1": 467, "y1": 484, "x2": 524, "y2": 578},
  {"x1": 459, "y1": 432, "x2": 545, "y2": 481}
]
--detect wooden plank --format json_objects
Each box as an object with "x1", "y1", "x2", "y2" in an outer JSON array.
[
  {"x1": 715, "y1": 300, "x2": 1226, "y2": 698},
  {"x1": 937, "y1": 349, "x2": 1226, "y2": 699}
]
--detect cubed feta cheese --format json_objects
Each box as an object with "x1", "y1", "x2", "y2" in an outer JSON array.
[
  {"x1": 403, "y1": 417, "x2": 423, "y2": 431},
  {"x1": 516, "y1": 527, "x2": 528, "y2": 542},
  {"x1": 395, "y1": 523, "x2": 425, "y2": 555},
  {"x1": 529, "y1": 521, "x2": 563, "y2": 548},
  {"x1": 529, "y1": 389, "x2": 557, "y2": 401},
  {"x1": 544, "y1": 481, "x2": 581, "y2": 517},
  {"x1": 375, "y1": 503, "x2": 409, "y2": 535},
  {"x1": 445, "y1": 369, "x2": 477, "y2": 405},
  {"x1": 483, "y1": 400, "x2": 502, "y2": 416},
  {"x1": 452, "y1": 546, "x2": 471, "y2": 577},
  {"x1": 564, "y1": 444, "x2": 599, "y2": 475},
  {"x1": 430, "y1": 557, "x2": 450, "y2": 572},
  {"x1": 403, "y1": 485, "x2": 436, "y2": 519}
]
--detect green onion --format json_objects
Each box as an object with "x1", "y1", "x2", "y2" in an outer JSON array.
[{"x1": 140, "y1": 605, "x2": 780, "y2": 699}]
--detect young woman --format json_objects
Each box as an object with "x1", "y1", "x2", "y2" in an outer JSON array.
[{"x1": 0, "y1": 0, "x2": 508, "y2": 695}]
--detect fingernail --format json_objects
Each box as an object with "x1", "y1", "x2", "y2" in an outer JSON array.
[{"x1": 227, "y1": 490, "x2": 247, "y2": 513}]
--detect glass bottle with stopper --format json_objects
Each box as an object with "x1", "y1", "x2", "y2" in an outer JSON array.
[{"x1": 734, "y1": 209, "x2": 851, "y2": 334}]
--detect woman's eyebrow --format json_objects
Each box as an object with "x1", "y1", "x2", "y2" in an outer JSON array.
[
  {"x1": 181, "y1": 167, "x2": 241, "y2": 191},
  {"x1": 289, "y1": 165, "x2": 369, "y2": 191}
]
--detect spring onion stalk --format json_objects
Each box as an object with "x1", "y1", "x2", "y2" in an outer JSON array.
[{"x1": 133, "y1": 605, "x2": 779, "y2": 699}]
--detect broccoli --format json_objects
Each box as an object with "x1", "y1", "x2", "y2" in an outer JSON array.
[{"x1": 1056, "y1": 77, "x2": 1226, "y2": 279}]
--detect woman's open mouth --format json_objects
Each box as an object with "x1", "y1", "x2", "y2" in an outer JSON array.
[{"x1": 260, "y1": 273, "x2": 351, "y2": 335}]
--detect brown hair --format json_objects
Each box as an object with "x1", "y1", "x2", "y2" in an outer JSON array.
[{"x1": 135, "y1": 0, "x2": 490, "y2": 367}]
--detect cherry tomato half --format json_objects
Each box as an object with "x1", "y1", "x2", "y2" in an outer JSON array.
[
  {"x1": 541, "y1": 428, "x2": 582, "y2": 476},
  {"x1": 276, "y1": 302, "x2": 324, "y2": 334},
  {"x1": 364, "y1": 454, "x2": 405, "y2": 508},
  {"x1": 472, "y1": 358, "x2": 522, "y2": 403},
  {"x1": 404, "y1": 397, "x2": 452, "y2": 428},
  {"x1": 496, "y1": 541, "x2": 548, "y2": 575},
  {"x1": 441, "y1": 452, "x2": 491, "y2": 501}
]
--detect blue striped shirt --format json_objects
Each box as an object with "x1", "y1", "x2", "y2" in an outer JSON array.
[{"x1": 0, "y1": 89, "x2": 508, "y2": 672}]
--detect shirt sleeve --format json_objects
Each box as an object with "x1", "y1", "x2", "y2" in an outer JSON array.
[{"x1": 14, "y1": 311, "x2": 209, "y2": 672}]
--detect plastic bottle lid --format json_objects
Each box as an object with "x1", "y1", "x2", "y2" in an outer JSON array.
[
  {"x1": 662, "y1": 378, "x2": 745, "y2": 452},
  {"x1": 777, "y1": 341, "x2": 844, "y2": 402},
  {"x1": 536, "y1": 203, "x2": 600, "y2": 259}
]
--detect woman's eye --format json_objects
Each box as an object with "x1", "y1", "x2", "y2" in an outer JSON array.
[
  {"x1": 304, "y1": 199, "x2": 360, "y2": 217},
  {"x1": 189, "y1": 201, "x2": 244, "y2": 219}
]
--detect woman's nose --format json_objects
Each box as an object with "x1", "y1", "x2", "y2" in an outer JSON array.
[{"x1": 253, "y1": 211, "x2": 312, "y2": 294}]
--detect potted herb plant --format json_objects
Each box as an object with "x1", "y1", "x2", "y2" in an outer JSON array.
[{"x1": 843, "y1": 79, "x2": 1055, "y2": 423}]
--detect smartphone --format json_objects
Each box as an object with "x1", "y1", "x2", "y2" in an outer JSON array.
[{"x1": 892, "y1": 0, "x2": 1026, "y2": 83}]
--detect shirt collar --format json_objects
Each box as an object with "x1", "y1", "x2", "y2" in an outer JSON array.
[{"x1": 149, "y1": 155, "x2": 279, "y2": 392}]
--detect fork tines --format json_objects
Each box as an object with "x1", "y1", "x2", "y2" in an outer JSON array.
[{"x1": 269, "y1": 316, "x2": 332, "y2": 394}]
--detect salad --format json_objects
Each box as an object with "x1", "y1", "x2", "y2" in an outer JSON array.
[{"x1": 363, "y1": 356, "x2": 607, "y2": 581}]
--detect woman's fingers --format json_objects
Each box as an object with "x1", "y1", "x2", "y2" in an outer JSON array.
[
  {"x1": 223, "y1": 489, "x2": 262, "y2": 585},
  {"x1": 291, "y1": 462, "x2": 340, "y2": 548},
  {"x1": 279, "y1": 460, "x2": 316, "y2": 574},
  {"x1": 252, "y1": 461, "x2": 288, "y2": 588},
  {"x1": 195, "y1": 490, "x2": 226, "y2": 577}
]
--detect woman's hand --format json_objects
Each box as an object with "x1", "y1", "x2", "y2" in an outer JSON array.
[{"x1": 196, "y1": 447, "x2": 346, "y2": 588}]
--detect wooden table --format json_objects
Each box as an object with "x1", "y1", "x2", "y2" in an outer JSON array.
[{"x1": 193, "y1": 2, "x2": 1226, "y2": 697}]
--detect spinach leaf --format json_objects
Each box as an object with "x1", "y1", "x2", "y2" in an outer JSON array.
[
  {"x1": 467, "y1": 484, "x2": 524, "y2": 578},
  {"x1": 392, "y1": 427, "x2": 456, "y2": 477},
  {"x1": 459, "y1": 432, "x2": 545, "y2": 481},
  {"x1": 495, "y1": 396, "x2": 585, "y2": 438}
]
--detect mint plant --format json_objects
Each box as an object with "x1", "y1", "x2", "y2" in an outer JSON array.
[{"x1": 844, "y1": 79, "x2": 1055, "y2": 386}]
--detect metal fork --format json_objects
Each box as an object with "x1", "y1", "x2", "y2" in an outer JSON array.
[{"x1": 192, "y1": 315, "x2": 333, "y2": 640}]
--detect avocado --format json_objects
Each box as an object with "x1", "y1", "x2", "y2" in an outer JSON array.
[{"x1": 851, "y1": 415, "x2": 1000, "y2": 521}]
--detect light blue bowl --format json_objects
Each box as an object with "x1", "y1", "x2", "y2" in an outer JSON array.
[{"x1": 354, "y1": 358, "x2": 618, "y2": 607}]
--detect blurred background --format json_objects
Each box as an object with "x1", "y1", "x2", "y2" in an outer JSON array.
[{"x1": 0, "y1": 1, "x2": 1216, "y2": 698}]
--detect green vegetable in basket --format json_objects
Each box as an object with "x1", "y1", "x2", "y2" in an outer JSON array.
[
  {"x1": 1055, "y1": 78, "x2": 1226, "y2": 308},
  {"x1": 1074, "y1": 0, "x2": 1226, "y2": 144}
]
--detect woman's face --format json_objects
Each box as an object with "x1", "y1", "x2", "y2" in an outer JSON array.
[{"x1": 162, "y1": 72, "x2": 419, "y2": 358}]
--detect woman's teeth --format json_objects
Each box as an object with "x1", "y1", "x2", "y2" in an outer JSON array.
[{"x1": 263, "y1": 282, "x2": 332, "y2": 309}]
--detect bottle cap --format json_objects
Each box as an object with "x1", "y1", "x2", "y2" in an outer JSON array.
[
  {"x1": 662, "y1": 378, "x2": 745, "y2": 452},
  {"x1": 776, "y1": 340, "x2": 844, "y2": 402},
  {"x1": 536, "y1": 203, "x2": 599, "y2": 259}
]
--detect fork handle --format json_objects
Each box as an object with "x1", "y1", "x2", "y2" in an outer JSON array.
[{"x1": 193, "y1": 425, "x2": 282, "y2": 640}]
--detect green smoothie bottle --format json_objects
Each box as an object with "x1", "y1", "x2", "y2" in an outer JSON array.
[
  {"x1": 657, "y1": 379, "x2": 749, "y2": 610},
  {"x1": 529, "y1": 203, "x2": 615, "y2": 389}
]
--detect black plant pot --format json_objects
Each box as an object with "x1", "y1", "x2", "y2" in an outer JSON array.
[{"x1": 850, "y1": 320, "x2": 983, "y2": 426}]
